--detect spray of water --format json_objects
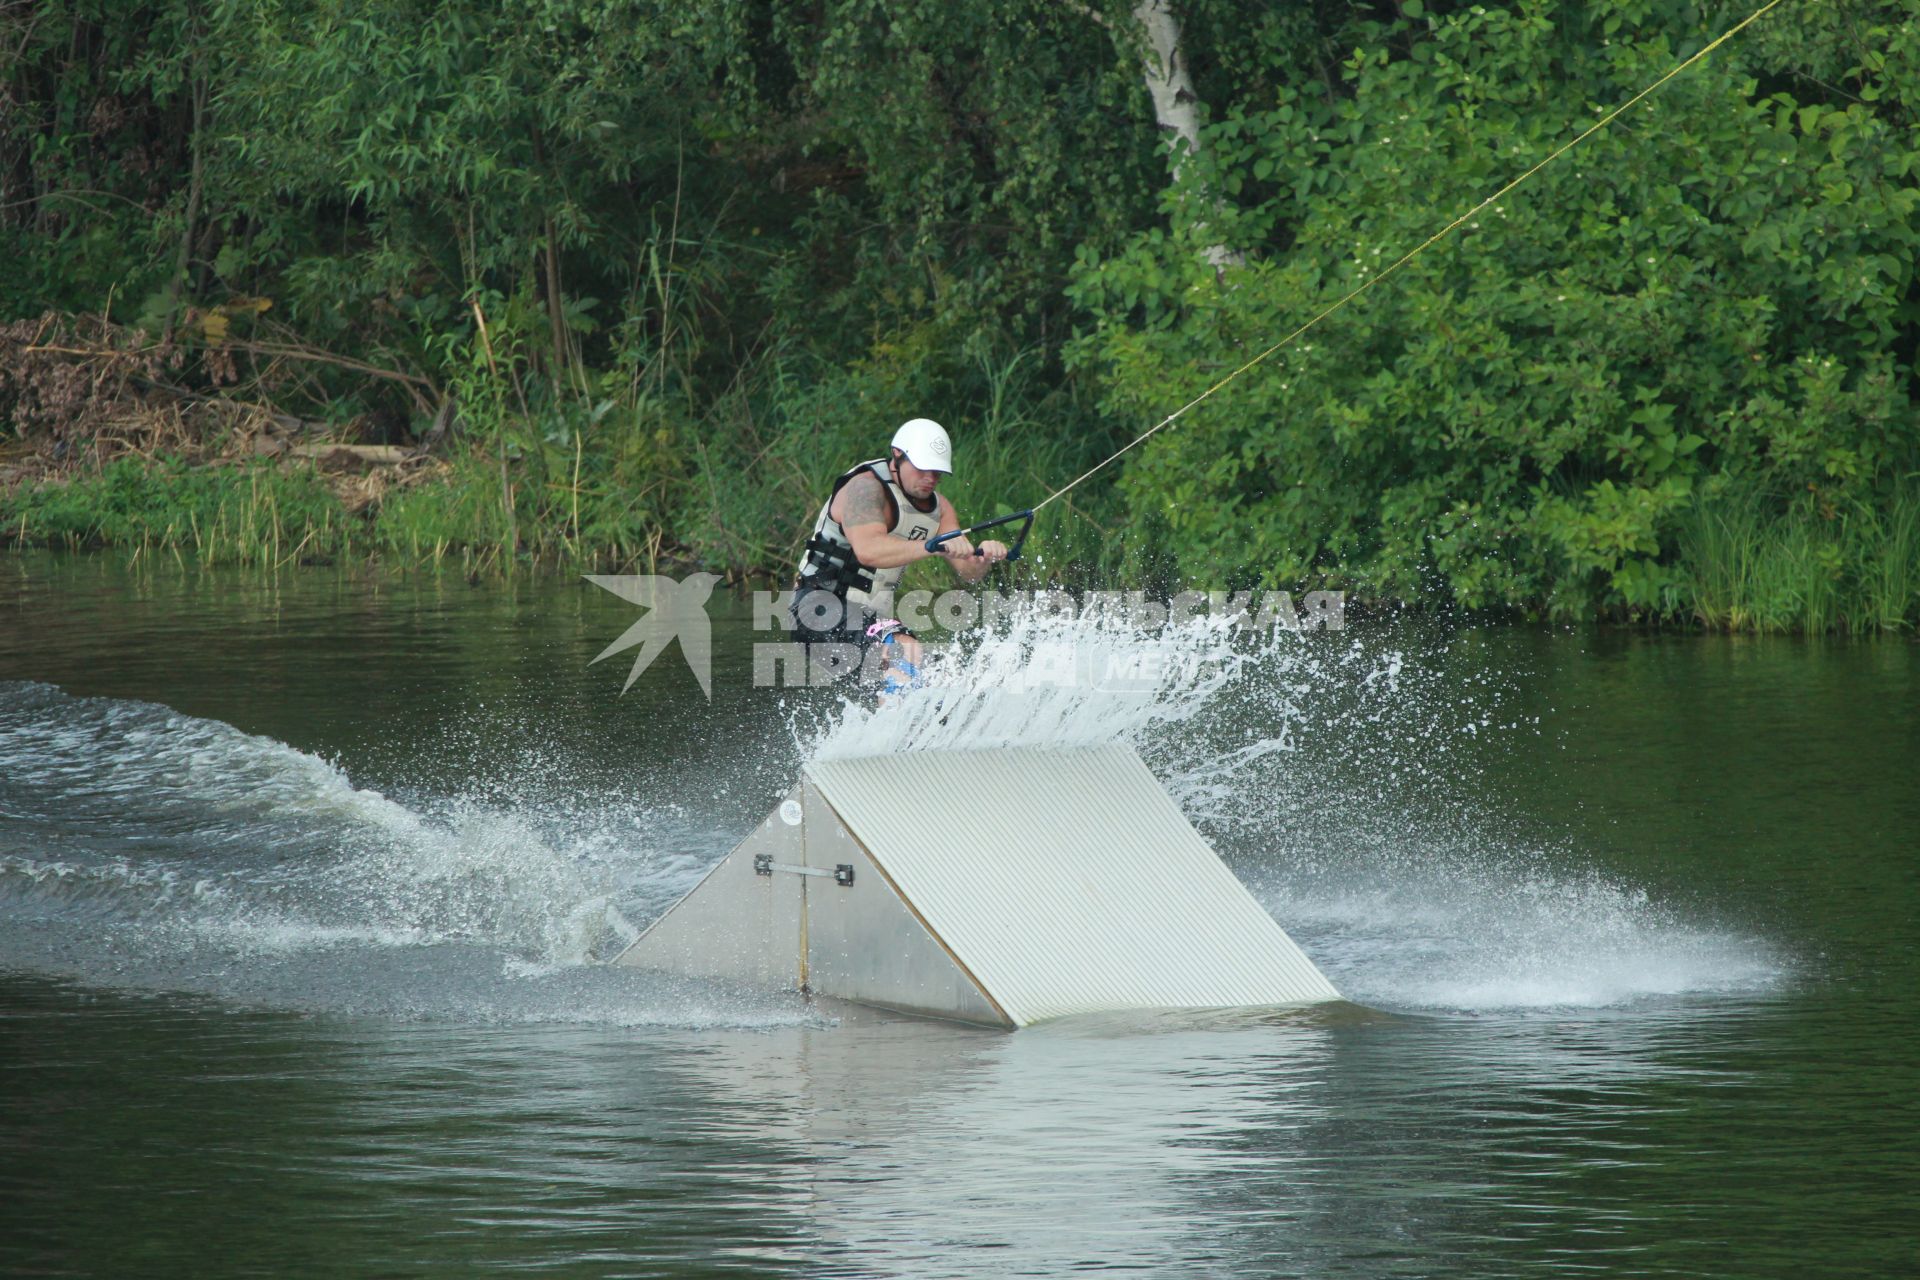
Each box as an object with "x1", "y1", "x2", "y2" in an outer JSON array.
[
  {"x1": 802, "y1": 606, "x2": 1251, "y2": 760},
  {"x1": 786, "y1": 600, "x2": 1785, "y2": 1012},
  {"x1": 0, "y1": 681, "x2": 821, "y2": 1025},
  {"x1": 2, "y1": 591, "x2": 1786, "y2": 1026}
]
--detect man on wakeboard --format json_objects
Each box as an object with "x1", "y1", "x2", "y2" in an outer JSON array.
[{"x1": 789, "y1": 418, "x2": 1008, "y2": 693}]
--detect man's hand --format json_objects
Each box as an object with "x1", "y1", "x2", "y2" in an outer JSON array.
[
  {"x1": 937, "y1": 535, "x2": 1009, "y2": 583},
  {"x1": 934, "y1": 537, "x2": 1008, "y2": 563}
]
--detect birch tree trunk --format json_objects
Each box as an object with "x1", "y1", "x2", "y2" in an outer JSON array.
[{"x1": 1131, "y1": 0, "x2": 1242, "y2": 273}]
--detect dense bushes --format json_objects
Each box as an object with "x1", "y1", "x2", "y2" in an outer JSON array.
[
  {"x1": 3, "y1": 0, "x2": 1916, "y2": 629},
  {"x1": 1073, "y1": 1, "x2": 1920, "y2": 627}
]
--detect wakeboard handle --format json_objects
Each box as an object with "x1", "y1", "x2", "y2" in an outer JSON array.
[{"x1": 925, "y1": 509, "x2": 1035, "y2": 563}]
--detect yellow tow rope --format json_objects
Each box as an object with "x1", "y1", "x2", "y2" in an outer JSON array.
[{"x1": 1034, "y1": 0, "x2": 1789, "y2": 514}]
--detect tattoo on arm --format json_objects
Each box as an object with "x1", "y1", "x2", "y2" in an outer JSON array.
[{"x1": 837, "y1": 473, "x2": 890, "y2": 528}]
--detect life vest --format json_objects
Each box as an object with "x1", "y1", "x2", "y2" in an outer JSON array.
[{"x1": 793, "y1": 457, "x2": 940, "y2": 620}]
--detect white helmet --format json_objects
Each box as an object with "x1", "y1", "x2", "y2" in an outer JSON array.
[{"x1": 890, "y1": 417, "x2": 953, "y2": 474}]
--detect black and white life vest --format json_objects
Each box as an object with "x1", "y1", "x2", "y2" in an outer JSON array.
[{"x1": 792, "y1": 457, "x2": 940, "y2": 619}]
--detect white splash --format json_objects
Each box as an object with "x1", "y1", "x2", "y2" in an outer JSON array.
[
  {"x1": 802, "y1": 601, "x2": 1298, "y2": 760},
  {"x1": 1260, "y1": 860, "x2": 1789, "y2": 1011},
  {"x1": 4, "y1": 616, "x2": 1792, "y2": 1023},
  {"x1": 783, "y1": 604, "x2": 1786, "y2": 1013}
]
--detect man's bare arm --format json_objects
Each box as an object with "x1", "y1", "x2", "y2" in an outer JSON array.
[
  {"x1": 833, "y1": 473, "x2": 931, "y2": 570},
  {"x1": 831, "y1": 472, "x2": 889, "y2": 529},
  {"x1": 829, "y1": 477, "x2": 1004, "y2": 575}
]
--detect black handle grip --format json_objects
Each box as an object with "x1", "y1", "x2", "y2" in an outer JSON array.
[{"x1": 925, "y1": 509, "x2": 1035, "y2": 563}]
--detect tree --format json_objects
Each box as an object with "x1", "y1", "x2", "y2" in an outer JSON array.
[{"x1": 1073, "y1": 0, "x2": 1920, "y2": 615}]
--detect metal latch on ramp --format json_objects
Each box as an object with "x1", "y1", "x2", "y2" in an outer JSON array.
[{"x1": 754, "y1": 853, "x2": 855, "y2": 887}]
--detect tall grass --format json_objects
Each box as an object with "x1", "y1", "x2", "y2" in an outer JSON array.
[
  {"x1": 1, "y1": 457, "x2": 358, "y2": 567},
  {"x1": 1676, "y1": 481, "x2": 1920, "y2": 634},
  {"x1": 0, "y1": 333, "x2": 1131, "y2": 584},
  {"x1": 1858, "y1": 483, "x2": 1920, "y2": 631},
  {"x1": 369, "y1": 455, "x2": 510, "y2": 566}
]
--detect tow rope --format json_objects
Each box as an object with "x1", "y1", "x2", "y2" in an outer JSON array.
[{"x1": 1025, "y1": 0, "x2": 1788, "y2": 518}]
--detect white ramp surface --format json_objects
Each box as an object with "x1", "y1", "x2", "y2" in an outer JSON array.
[{"x1": 804, "y1": 745, "x2": 1339, "y2": 1026}]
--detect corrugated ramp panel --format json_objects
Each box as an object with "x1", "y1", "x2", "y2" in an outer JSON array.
[{"x1": 803, "y1": 746, "x2": 1339, "y2": 1026}]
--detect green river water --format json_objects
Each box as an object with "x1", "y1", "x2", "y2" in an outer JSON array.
[{"x1": 1, "y1": 551, "x2": 1914, "y2": 1277}]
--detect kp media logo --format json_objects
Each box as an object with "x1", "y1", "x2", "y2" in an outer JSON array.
[{"x1": 588, "y1": 574, "x2": 1346, "y2": 697}]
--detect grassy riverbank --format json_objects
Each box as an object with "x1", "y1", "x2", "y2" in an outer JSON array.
[
  {"x1": 5, "y1": 438, "x2": 1915, "y2": 635},
  {"x1": 0, "y1": 332, "x2": 1134, "y2": 588}
]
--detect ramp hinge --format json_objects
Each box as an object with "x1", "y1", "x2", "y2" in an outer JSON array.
[{"x1": 754, "y1": 854, "x2": 855, "y2": 887}]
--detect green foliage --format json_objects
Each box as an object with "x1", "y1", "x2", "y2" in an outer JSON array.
[
  {"x1": 1073, "y1": 0, "x2": 1920, "y2": 628},
  {"x1": 0, "y1": 457, "x2": 355, "y2": 564},
  {"x1": 369, "y1": 456, "x2": 511, "y2": 563},
  {"x1": 760, "y1": 0, "x2": 1164, "y2": 352},
  {"x1": 206, "y1": 0, "x2": 748, "y2": 339},
  {"x1": 676, "y1": 328, "x2": 1125, "y2": 587},
  {"x1": 0, "y1": 0, "x2": 201, "y2": 313},
  {"x1": 4, "y1": 0, "x2": 1916, "y2": 632}
]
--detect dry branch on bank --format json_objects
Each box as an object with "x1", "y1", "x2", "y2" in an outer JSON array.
[
  {"x1": 0, "y1": 312, "x2": 420, "y2": 462},
  {"x1": 1, "y1": 311, "x2": 441, "y2": 516}
]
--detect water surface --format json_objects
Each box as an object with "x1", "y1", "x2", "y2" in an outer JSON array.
[{"x1": 2, "y1": 552, "x2": 1913, "y2": 1276}]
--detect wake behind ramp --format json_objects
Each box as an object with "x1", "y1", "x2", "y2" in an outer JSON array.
[{"x1": 613, "y1": 745, "x2": 1340, "y2": 1028}]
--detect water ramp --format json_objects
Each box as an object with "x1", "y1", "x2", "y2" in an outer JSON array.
[{"x1": 614, "y1": 745, "x2": 1339, "y2": 1028}]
